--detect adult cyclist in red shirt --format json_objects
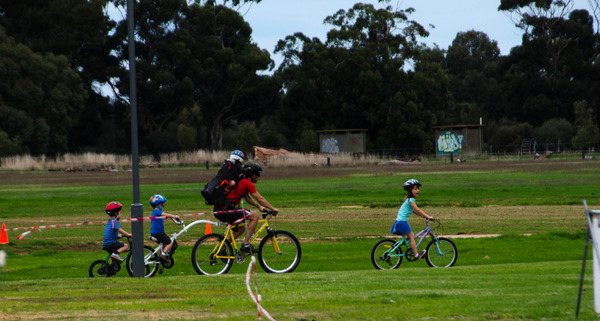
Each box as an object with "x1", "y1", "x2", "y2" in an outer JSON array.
[{"x1": 212, "y1": 164, "x2": 279, "y2": 253}]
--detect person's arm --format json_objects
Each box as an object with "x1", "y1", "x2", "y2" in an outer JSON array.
[
  {"x1": 117, "y1": 227, "x2": 132, "y2": 238},
  {"x1": 161, "y1": 212, "x2": 180, "y2": 219},
  {"x1": 249, "y1": 191, "x2": 279, "y2": 215},
  {"x1": 410, "y1": 202, "x2": 433, "y2": 220},
  {"x1": 244, "y1": 194, "x2": 264, "y2": 212}
]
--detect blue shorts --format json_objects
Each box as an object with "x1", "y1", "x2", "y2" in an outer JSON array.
[{"x1": 391, "y1": 221, "x2": 411, "y2": 235}]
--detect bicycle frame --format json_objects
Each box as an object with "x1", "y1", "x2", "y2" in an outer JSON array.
[
  {"x1": 387, "y1": 221, "x2": 440, "y2": 258},
  {"x1": 214, "y1": 214, "x2": 280, "y2": 261}
]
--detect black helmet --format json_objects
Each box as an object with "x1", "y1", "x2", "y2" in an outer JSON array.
[
  {"x1": 403, "y1": 179, "x2": 421, "y2": 191},
  {"x1": 246, "y1": 164, "x2": 263, "y2": 176}
]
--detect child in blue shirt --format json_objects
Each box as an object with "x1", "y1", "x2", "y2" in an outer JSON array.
[
  {"x1": 102, "y1": 201, "x2": 132, "y2": 262},
  {"x1": 390, "y1": 179, "x2": 434, "y2": 260},
  {"x1": 149, "y1": 194, "x2": 179, "y2": 259}
]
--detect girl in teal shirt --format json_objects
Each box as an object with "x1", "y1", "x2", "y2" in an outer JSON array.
[{"x1": 390, "y1": 179, "x2": 434, "y2": 260}]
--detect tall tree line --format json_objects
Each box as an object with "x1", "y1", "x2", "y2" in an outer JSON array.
[{"x1": 0, "y1": 0, "x2": 598, "y2": 156}]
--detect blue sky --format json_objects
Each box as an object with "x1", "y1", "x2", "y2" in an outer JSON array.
[{"x1": 244, "y1": 0, "x2": 591, "y2": 69}]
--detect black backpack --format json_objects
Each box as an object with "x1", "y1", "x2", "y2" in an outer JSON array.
[{"x1": 201, "y1": 160, "x2": 244, "y2": 206}]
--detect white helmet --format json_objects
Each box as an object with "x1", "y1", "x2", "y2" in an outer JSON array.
[
  {"x1": 403, "y1": 179, "x2": 421, "y2": 191},
  {"x1": 229, "y1": 150, "x2": 246, "y2": 162}
]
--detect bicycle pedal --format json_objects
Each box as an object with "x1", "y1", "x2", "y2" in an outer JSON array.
[{"x1": 159, "y1": 268, "x2": 164, "y2": 275}]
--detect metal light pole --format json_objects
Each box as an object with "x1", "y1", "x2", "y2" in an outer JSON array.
[{"x1": 128, "y1": 0, "x2": 145, "y2": 277}]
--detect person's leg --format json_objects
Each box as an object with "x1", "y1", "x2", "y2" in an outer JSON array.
[
  {"x1": 163, "y1": 242, "x2": 172, "y2": 254},
  {"x1": 407, "y1": 232, "x2": 418, "y2": 256},
  {"x1": 231, "y1": 226, "x2": 245, "y2": 240},
  {"x1": 242, "y1": 211, "x2": 260, "y2": 245},
  {"x1": 155, "y1": 233, "x2": 171, "y2": 257},
  {"x1": 116, "y1": 242, "x2": 128, "y2": 254},
  {"x1": 108, "y1": 242, "x2": 125, "y2": 262},
  {"x1": 215, "y1": 209, "x2": 245, "y2": 241}
]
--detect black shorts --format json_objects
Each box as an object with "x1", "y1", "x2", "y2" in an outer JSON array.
[
  {"x1": 103, "y1": 241, "x2": 124, "y2": 254},
  {"x1": 213, "y1": 207, "x2": 251, "y2": 224},
  {"x1": 151, "y1": 232, "x2": 171, "y2": 245}
]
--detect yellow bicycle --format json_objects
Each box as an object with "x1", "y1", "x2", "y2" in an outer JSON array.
[{"x1": 191, "y1": 210, "x2": 301, "y2": 275}]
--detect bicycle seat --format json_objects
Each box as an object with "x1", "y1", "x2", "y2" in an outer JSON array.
[{"x1": 150, "y1": 236, "x2": 160, "y2": 243}]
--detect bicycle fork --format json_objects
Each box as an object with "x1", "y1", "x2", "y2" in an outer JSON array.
[
  {"x1": 264, "y1": 227, "x2": 283, "y2": 255},
  {"x1": 429, "y1": 236, "x2": 444, "y2": 256}
]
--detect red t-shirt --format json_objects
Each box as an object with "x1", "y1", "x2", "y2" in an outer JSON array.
[{"x1": 225, "y1": 178, "x2": 257, "y2": 206}]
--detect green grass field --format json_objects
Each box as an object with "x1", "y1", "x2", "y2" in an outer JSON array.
[{"x1": 1, "y1": 159, "x2": 600, "y2": 320}]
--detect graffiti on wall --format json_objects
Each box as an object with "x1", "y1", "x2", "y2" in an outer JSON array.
[
  {"x1": 436, "y1": 131, "x2": 464, "y2": 154},
  {"x1": 321, "y1": 137, "x2": 340, "y2": 153}
]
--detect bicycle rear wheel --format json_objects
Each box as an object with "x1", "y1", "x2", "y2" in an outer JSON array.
[
  {"x1": 126, "y1": 245, "x2": 159, "y2": 278},
  {"x1": 89, "y1": 260, "x2": 110, "y2": 277},
  {"x1": 257, "y1": 230, "x2": 301, "y2": 273},
  {"x1": 191, "y1": 233, "x2": 233, "y2": 275},
  {"x1": 371, "y1": 239, "x2": 403, "y2": 270},
  {"x1": 425, "y1": 237, "x2": 457, "y2": 268}
]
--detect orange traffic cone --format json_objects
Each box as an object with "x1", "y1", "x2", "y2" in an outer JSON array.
[
  {"x1": 205, "y1": 223, "x2": 212, "y2": 235},
  {"x1": 0, "y1": 224, "x2": 9, "y2": 244}
]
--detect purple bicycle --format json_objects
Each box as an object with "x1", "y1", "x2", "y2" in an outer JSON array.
[{"x1": 371, "y1": 219, "x2": 457, "y2": 269}]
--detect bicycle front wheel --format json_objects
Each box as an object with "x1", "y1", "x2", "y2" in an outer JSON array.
[
  {"x1": 191, "y1": 233, "x2": 233, "y2": 275},
  {"x1": 425, "y1": 237, "x2": 457, "y2": 268},
  {"x1": 89, "y1": 260, "x2": 110, "y2": 277},
  {"x1": 371, "y1": 239, "x2": 403, "y2": 270},
  {"x1": 126, "y1": 245, "x2": 160, "y2": 278},
  {"x1": 258, "y1": 230, "x2": 301, "y2": 273}
]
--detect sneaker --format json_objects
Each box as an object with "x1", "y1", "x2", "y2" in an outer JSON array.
[
  {"x1": 415, "y1": 250, "x2": 426, "y2": 260},
  {"x1": 240, "y1": 244, "x2": 254, "y2": 254},
  {"x1": 160, "y1": 251, "x2": 169, "y2": 260},
  {"x1": 111, "y1": 253, "x2": 124, "y2": 262}
]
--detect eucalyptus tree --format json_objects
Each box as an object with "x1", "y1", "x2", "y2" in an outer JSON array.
[
  {"x1": 0, "y1": 0, "x2": 120, "y2": 153},
  {"x1": 445, "y1": 30, "x2": 502, "y2": 124},
  {"x1": 499, "y1": 0, "x2": 599, "y2": 126},
  {"x1": 0, "y1": 27, "x2": 87, "y2": 156},
  {"x1": 275, "y1": 1, "x2": 450, "y2": 151},
  {"x1": 110, "y1": 0, "x2": 275, "y2": 151}
]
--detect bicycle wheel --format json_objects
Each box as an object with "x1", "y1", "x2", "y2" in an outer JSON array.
[
  {"x1": 126, "y1": 245, "x2": 160, "y2": 277},
  {"x1": 89, "y1": 260, "x2": 110, "y2": 277},
  {"x1": 425, "y1": 237, "x2": 457, "y2": 268},
  {"x1": 257, "y1": 230, "x2": 301, "y2": 273},
  {"x1": 191, "y1": 233, "x2": 233, "y2": 275},
  {"x1": 371, "y1": 239, "x2": 403, "y2": 270}
]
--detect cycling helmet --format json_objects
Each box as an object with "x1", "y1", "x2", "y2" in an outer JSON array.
[
  {"x1": 105, "y1": 201, "x2": 123, "y2": 216},
  {"x1": 246, "y1": 164, "x2": 263, "y2": 176},
  {"x1": 149, "y1": 194, "x2": 167, "y2": 207},
  {"x1": 403, "y1": 179, "x2": 422, "y2": 191},
  {"x1": 230, "y1": 150, "x2": 247, "y2": 162}
]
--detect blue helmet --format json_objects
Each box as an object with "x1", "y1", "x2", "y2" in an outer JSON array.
[
  {"x1": 149, "y1": 194, "x2": 167, "y2": 207},
  {"x1": 230, "y1": 150, "x2": 246, "y2": 162},
  {"x1": 403, "y1": 179, "x2": 421, "y2": 191}
]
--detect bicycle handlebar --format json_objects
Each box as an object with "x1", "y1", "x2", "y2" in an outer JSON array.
[
  {"x1": 261, "y1": 209, "x2": 275, "y2": 219},
  {"x1": 171, "y1": 217, "x2": 184, "y2": 225},
  {"x1": 426, "y1": 218, "x2": 442, "y2": 230}
]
